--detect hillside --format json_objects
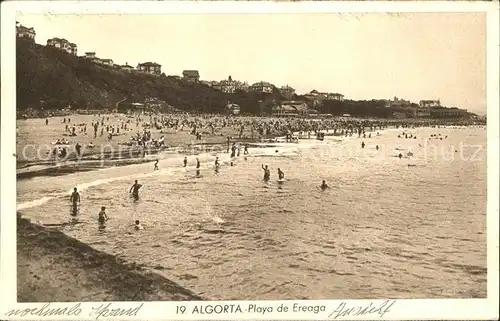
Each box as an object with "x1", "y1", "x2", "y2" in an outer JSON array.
[{"x1": 16, "y1": 39, "x2": 285, "y2": 115}]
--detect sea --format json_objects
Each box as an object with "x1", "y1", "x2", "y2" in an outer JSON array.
[{"x1": 17, "y1": 126, "x2": 487, "y2": 300}]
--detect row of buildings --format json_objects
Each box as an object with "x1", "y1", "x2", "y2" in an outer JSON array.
[
  {"x1": 269, "y1": 100, "x2": 468, "y2": 119},
  {"x1": 384, "y1": 96, "x2": 441, "y2": 108},
  {"x1": 383, "y1": 96, "x2": 468, "y2": 118},
  {"x1": 16, "y1": 23, "x2": 203, "y2": 81},
  {"x1": 16, "y1": 22, "x2": 469, "y2": 119},
  {"x1": 15, "y1": 22, "x2": 346, "y2": 98},
  {"x1": 201, "y1": 76, "x2": 346, "y2": 103}
]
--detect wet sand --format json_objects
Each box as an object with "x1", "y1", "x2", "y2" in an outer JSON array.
[{"x1": 17, "y1": 214, "x2": 203, "y2": 302}]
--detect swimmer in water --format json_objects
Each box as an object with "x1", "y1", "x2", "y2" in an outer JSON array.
[
  {"x1": 129, "y1": 180, "x2": 142, "y2": 200},
  {"x1": 320, "y1": 180, "x2": 329, "y2": 190},
  {"x1": 134, "y1": 220, "x2": 144, "y2": 230},
  {"x1": 398, "y1": 153, "x2": 403, "y2": 159},
  {"x1": 154, "y1": 160, "x2": 159, "y2": 171},
  {"x1": 183, "y1": 157, "x2": 187, "y2": 167},
  {"x1": 277, "y1": 168, "x2": 285, "y2": 180},
  {"x1": 261, "y1": 164, "x2": 270, "y2": 181}
]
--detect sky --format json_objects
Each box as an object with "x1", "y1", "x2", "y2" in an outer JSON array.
[{"x1": 16, "y1": 13, "x2": 486, "y2": 113}]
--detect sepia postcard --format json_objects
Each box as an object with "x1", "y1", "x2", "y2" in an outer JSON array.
[{"x1": 1, "y1": 1, "x2": 499, "y2": 320}]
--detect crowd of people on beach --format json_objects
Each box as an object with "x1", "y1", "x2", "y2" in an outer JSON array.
[
  {"x1": 42, "y1": 111, "x2": 478, "y2": 164},
  {"x1": 47, "y1": 111, "x2": 481, "y2": 229}
]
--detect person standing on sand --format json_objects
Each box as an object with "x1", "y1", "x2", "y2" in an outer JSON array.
[
  {"x1": 45, "y1": 119, "x2": 49, "y2": 126},
  {"x1": 183, "y1": 157, "x2": 188, "y2": 167},
  {"x1": 75, "y1": 142, "x2": 82, "y2": 157},
  {"x1": 231, "y1": 143, "x2": 236, "y2": 158},
  {"x1": 154, "y1": 160, "x2": 159, "y2": 171}
]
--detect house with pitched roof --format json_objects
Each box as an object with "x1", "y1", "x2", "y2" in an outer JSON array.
[
  {"x1": 99, "y1": 59, "x2": 114, "y2": 66},
  {"x1": 84, "y1": 52, "x2": 96, "y2": 59},
  {"x1": 326, "y1": 93, "x2": 344, "y2": 101},
  {"x1": 83, "y1": 52, "x2": 101, "y2": 64},
  {"x1": 16, "y1": 22, "x2": 36, "y2": 41},
  {"x1": 182, "y1": 70, "x2": 200, "y2": 82},
  {"x1": 137, "y1": 62, "x2": 162, "y2": 75},
  {"x1": 249, "y1": 81, "x2": 273, "y2": 94},
  {"x1": 419, "y1": 99, "x2": 441, "y2": 108},
  {"x1": 385, "y1": 96, "x2": 412, "y2": 108},
  {"x1": 218, "y1": 76, "x2": 237, "y2": 93},
  {"x1": 120, "y1": 63, "x2": 135, "y2": 72},
  {"x1": 273, "y1": 101, "x2": 310, "y2": 117},
  {"x1": 47, "y1": 38, "x2": 77, "y2": 55},
  {"x1": 279, "y1": 85, "x2": 295, "y2": 99},
  {"x1": 226, "y1": 103, "x2": 241, "y2": 115}
]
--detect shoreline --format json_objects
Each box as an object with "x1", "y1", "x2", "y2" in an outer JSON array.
[
  {"x1": 16, "y1": 158, "x2": 158, "y2": 180},
  {"x1": 16, "y1": 123, "x2": 484, "y2": 180},
  {"x1": 16, "y1": 113, "x2": 484, "y2": 180},
  {"x1": 17, "y1": 214, "x2": 203, "y2": 302},
  {"x1": 15, "y1": 142, "x2": 255, "y2": 180},
  {"x1": 16, "y1": 136, "x2": 280, "y2": 180}
]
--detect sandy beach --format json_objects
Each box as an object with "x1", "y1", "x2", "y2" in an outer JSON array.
[
  {"x1": 17, "y1": 213, "x2": 203, "y2": 302},
  {"x1": 16, "y1": 113, "x2": 267, "y2": 179}
]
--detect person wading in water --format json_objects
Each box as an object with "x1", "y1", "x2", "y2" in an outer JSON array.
[
  {"x1": 70, "y1": 187, "x2": 81, "y2": 216},
  {"x1": 98, "y1": 206, "x2": 109, "y2": 228},
  {"x1": 129, "y1": 180, "x2": 143, "y2": 201},
  {"x1": 262, "y1": 164, "x2": 270, "y2": 181},
  {"x1": 278, "y1": 168, "x2": 285, "y2": 180}
]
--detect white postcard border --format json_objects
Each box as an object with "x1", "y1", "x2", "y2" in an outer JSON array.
[{"x1": 1, "y1": 1, "x2": 499, "y2": 320}]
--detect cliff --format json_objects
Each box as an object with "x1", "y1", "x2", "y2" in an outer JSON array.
[{"x1": 16, "y1": 39, "x2": 284, "y2": 115}]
